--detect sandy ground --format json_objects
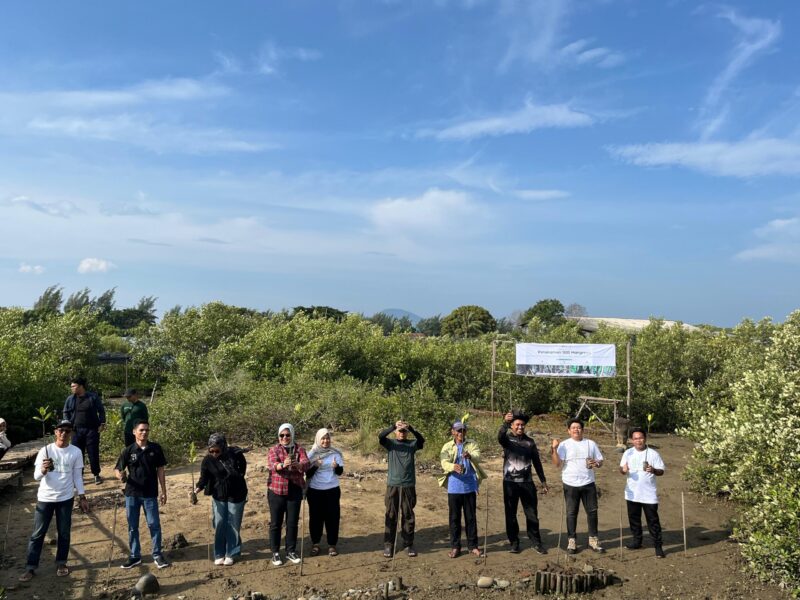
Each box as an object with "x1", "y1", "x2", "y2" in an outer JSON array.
[{"x1": 0, "y1": 424, "x2": 789, "y2": 600}]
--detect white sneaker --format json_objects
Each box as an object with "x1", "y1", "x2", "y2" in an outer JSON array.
[
  {"x1": 223, "y1": 557, "x2": 234, "y2": 566},
  {"x1": 567, "y1": 538, "x2": 577, "y2": 554},
  {"x1": 214, "y1": 557, "x2": 224, "y2": 566},
  {"x1": 588, "y1": 536, "x2": 605, "y2": 553}
]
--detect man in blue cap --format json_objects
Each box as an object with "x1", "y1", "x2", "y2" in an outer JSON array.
[{"x1": 439, "y1": 420, "x2": 485, "y2": 558}]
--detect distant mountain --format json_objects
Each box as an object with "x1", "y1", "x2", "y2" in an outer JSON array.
[{"x1": 380, "y1": 308, "x2": 423, "y2": 325}]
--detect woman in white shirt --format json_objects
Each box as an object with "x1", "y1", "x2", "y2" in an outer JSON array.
[{"x1": 306, "y1": 428, "x2": 345, "y2": 557}]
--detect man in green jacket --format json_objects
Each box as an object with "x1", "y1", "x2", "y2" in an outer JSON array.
[
  {"x1": 120, "y1": 389, "x2": 149, "y2": 447},
  {"x1": 439, "y1": 421, "x2": 485, "y2": 558},
  {"x1": 378, "y1": 419, "x2": 425, "y2": 558}
]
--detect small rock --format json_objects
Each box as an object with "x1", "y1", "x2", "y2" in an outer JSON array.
[
  {"x1": 135, "y1": 573, "x2": 160, "y2": 595},
  {"x1": 582, "y1": 564, "x2": 595, "y2": 574},
  {"x1": 476, "y1": 576, "x2": 494, "y2": 589},
  {"x1": 309, "y1": 596, "x2": 325, "y2": 600},
  {"x1": 169, "y1": 533, "x2": 189, "y2": 549},
  {"x1": 495, "y1": 579, "x2": 510, "y2": 589}
]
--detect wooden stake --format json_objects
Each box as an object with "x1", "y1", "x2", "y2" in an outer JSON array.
[
  {"x1": 482, "y1": 478, "x2": 490, "y2": 566},
  {"x1": 490, "y1": 341, "x2": 496, "y2": 418},
  {"x1": 681, "y1": 491, "x2": 688, "y2": 557},
  {"x1": 557, "y1": 488, "x2": 564, "y2": 565},
  {"x1": 391, "y1": 487, "x2": 402, "y2": 569},
  {"x1": 299, "y1": 492, "x2": 306, "y2": 576},
  {"x1": 626, "y1": 339, "x2": 632, "y2": 419},
  {"x1": 619, "y1": 496, "x2": 624, "y2": 560},
  {"x1": 104, "y1": 494, "x2": 119, "y2": 589},
  {"x1": 2, "y1": 503, "x2": 11, "y2": 556},
  {"x1": 207, "y1": 505, "x2": 212, "y2": 567}
]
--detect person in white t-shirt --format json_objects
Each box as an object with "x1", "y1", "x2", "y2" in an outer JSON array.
[
  {"x1": 550, "y1": 418, "x2": 605, "y2": 554},
  {"x1": 19, "y1": 420, "x2": 89, "y2": 582},
  {"x1": 619, "y1": 427, "x2": 665, "y2": 558}
]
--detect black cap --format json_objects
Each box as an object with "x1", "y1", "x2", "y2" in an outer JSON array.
[
  {"x1": 54, "y1": 419, "x2": 73, "y2": 430},
  {"x1": 124, "y1": 388, "x2": 138, "y2": 397}
]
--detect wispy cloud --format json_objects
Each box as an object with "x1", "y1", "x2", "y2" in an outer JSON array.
[
  {"x1": 27, "y1": 114, "x2": 272, "y2": 154},
  {"x1": 8, "y1": 195, "x2": 79, "y2": 218},
  {"x1": 609, "y1": 138, "x2": 800, "y2": 178},
  {"x1": 128, "y1": 238, "x2": 172, "y2": 247},
  {"x1": 77, "y1": 257, "x2": 117, "y2": 273},
  {"x1": 196, "y1": 237, "x2": 230, "y2": 245},
  {"x1": 423, "y1": 100, "x2": 593, "y2": 141},
  {"x1": 736, "y1": 217, "x2": 800, "y2": 263},
  {"x1": 697, "y1": 9, "x2": 781, "y2": 139},
  {"x1": 514, "y1": 189, "x2": 570, "y2": 200},
  {"x1": 256, "y1": 41, "x2": 322, "y2": 76},
  {"x1": 560, "y1": 39, "x2": 625, "y2": 69},
  {"x1": 19, "y1": 262, "x2": 45, "y2": 274}
]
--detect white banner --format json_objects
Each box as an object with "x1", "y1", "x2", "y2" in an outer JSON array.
[{"x1": 515, "y1": 343, "x2": 617, "y2": 378}]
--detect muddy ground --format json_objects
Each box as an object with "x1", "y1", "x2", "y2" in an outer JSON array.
[{"x1": 0, "y1": 422, "x2": 788, "y2": 600}]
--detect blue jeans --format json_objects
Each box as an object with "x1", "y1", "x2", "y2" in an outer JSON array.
[
  {"x1": 211, "y1": 499, "x2": 245, "y2": 559},
  {"x1": 26, "y1": 499, "x2": 74, "y2": 569},
  {"x1": 125, "y1": 496, "x2": 162, "y2": 559}
]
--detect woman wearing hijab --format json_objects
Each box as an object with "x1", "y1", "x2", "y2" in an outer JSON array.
[
  {"x1": 0, "y1": 418, "x2": 11, "y2": 461},
  {"x1": 193, "y1": 433, "x2": 248, "y2": 565},
  {"x1": 306, "y1": 428, "x2": 345, "y2": 557},
  {"x1": 267, "y1": 423, "x2": 309, "y2": 566}
]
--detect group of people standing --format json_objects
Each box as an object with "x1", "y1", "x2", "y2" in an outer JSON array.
[{"x1": 16, "y1": 379, "x2": 666, "y2": 581}]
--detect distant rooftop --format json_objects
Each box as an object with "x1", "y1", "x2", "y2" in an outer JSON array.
[{"x1": 568, "y1": 316, "x2": 700, "y2": 334}]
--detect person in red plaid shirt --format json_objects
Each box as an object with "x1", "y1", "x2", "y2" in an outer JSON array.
[{"x1": 267, "y1": 423, "x2": 310, "y2": 566}]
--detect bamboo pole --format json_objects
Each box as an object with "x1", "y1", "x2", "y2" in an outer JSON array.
[
  {"x1": 557, "y1": 487, "x2": 565, "y2": 565},
  {"x1": 482, "y1": 479, "x2": 490, "y2": 566},
  {"x1": 626, "y1": 339, "x2": 632, "y2": 419},
  {"x1": 490, "y1": 341, "x2": 496, "y2": 418},
  {"x1": 682, "y1": 491, "x2": 688, "y2": 557},
  {"x1": 619, "y1": 495, "x2": 624, "y2": 560},
  {"x1": 2, "y1": 503, "x2": 11, "y2": 556},
  {"x1": 104, "y1": 494, "x2": 119, "y2": 588},
  {"x1": 299, "y1": 493, "x2": 306, "y2": 576},
  {"x1": 391, "y1": 487, "x2": 402, "y2": 569}
]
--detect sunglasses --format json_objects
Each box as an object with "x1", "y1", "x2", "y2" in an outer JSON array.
[{"x1": 279, "y1": 433, "x2": 292, "y2": 438}]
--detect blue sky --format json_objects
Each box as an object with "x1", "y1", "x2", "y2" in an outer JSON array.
[{"x1": 2, "y1": 1, "x2": 798, "y2": 326}]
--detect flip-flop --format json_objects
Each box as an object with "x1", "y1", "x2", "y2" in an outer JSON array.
[
  {"x1": 18, "y1": 570, "x2": 34, "y2": 582},
  {"x1": 328, "y1": 546, "x2": 338, "y2": 557},
  {"x1": 56, "y1": 566, "x2": 70, "y2": 577}
]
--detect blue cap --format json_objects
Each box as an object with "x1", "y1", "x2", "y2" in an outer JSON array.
[{"x1": 452, "y1": 421, "x2": 465, "y2": 431}]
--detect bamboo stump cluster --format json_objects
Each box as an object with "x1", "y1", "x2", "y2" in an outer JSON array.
[{"x1": 533, "y1": 562, "x2": 614, "y2": 595}]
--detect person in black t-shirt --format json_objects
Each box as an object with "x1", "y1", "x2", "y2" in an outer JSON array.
[
  {"x1": 192, "y1": 433, "x2": 248, "y2": 566},
  {"x1": 114, "y1": 420, "x2": 170, "y2": 569}
]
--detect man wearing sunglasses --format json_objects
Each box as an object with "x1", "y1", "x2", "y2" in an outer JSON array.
[{"x1": 115, "y1": 420, "x2": 170, "y2": 569}]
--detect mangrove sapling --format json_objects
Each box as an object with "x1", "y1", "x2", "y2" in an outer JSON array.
[
  {"x1": 188, "y1": 442, "x2": 198, "y2": 505},
  {"x1": 32, "y1": 406, "x2": 55, "y2": 441}
]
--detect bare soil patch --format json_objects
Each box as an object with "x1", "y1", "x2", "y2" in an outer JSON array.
[{"x1": 0, "y1": 423, "x2": 788, "y2": 599}]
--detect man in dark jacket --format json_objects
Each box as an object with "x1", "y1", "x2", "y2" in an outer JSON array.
[
  {"x1": 498, "y1": 410, "x2": 549, "y2": 554},
  {"x1": 379, "y1": 419, "x2": 425, "y2": 558},
  {"x1": 120, "y1": 389, "x2": 148, "y2": 447},
  {"x1": 63, "y1": 377, "x2": 106, "y2": 484}
]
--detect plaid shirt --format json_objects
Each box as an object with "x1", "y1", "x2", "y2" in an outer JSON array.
[{"x1": 267, "y1": 444, "x2": 309, "y2": 495}]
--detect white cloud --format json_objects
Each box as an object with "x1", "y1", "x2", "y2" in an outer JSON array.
[
  {"x1": 256, "y1": 41, "x2": 322, "y2": 76},
  {"x1": 697, "y1": 10, "x2": 781, "y2": 139},
  {"x1": 8, "y1": 195, "x2": 80, "y2": 218},
  {"x1": 77, "y1": 258, "x2": 117, "y2": 274},
  {"x1": 736, "y1": 217, "x2": 800, "y2": 263},
  {"x1": 514, "y1": 189, "x2": 570, "y2": 200},
  {"x1": 369, "y1": 188, "x2": 483, "y2": 236},
  {"x1": 609, "y1": 138, "x2": 800, "y2": 177},
  {"x1": 27, "y1": 114, "x2": 272, "y2": 154},
  {"x1": 19, "y1": 262, "x2": 45, "y2": 274},
  {"x1": 425, "y1": 100, "x2": 593, "y2": 141},
  {"x1": 561, "y1": 39, "x2": 625, "y2": 69}
]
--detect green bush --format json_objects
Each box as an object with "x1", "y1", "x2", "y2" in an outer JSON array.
[{"x1": 683, "y1": 311, "x2": 800, "y2": 594}]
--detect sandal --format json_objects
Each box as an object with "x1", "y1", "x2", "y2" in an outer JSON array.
[
  {"x1": 470, "y1": 548, "x2": 483, "y2": 557},
  {"x1": 328, "y1": 546, "x2": 338, "y2": 557},
  {"x1": 310, "y1": 545, "x2": 321, "y2": 557},
  {"x1": 18, "y1": 570, "x2": 34, "y2": 582},
  {"x1": 448, "y1": 548, "x2": 461, "y2": 558},
  {"x1": 56, "y1": 565, "x2": 70, "y2": 577}
]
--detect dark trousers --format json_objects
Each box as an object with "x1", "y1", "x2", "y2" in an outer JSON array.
[
  {"x1": 503, "y1": 480, "x2": 542, "y2": 544},
  {"x1": 384, "y1": 485, "x2": 416, "y2": 547},
  {"x1": 72, "y1": 427, "x2": 101, "y2": 476},
  {"x1": 627, "y1": 500, "x2": 662, "y2": 547},
  {"x1": 307, "y1": 486, "x2": 341, "y2": 546},
  {"x1": 563, "y1": 482, "x2": 599, "y2": 538},
  {"x1": 448, "y1": 492, "x2": 478, "y2": 550},
  {"x1": 268, "y1": 485, "x2": 302, "y2": 553},
  {"x1": 26, "y1": 499, "x2": 73, "y2": 569}
]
